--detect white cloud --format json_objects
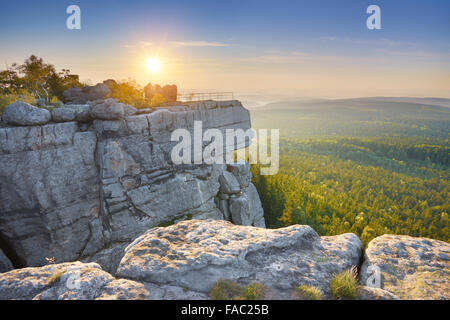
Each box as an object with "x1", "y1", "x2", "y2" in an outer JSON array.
[
  {"x1": 124, "y1": 41, "x2": 152, "y2": 49},
  {"x1": 169, "y1": 41, "x2": 230, "y2": 47},
  {"x1": 320, "y1": 36, "x2": 415, "y2": 47}
]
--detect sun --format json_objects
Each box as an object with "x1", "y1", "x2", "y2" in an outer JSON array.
[{"x1": 146, "y1": 58, "x2": 161, "y2": 73}]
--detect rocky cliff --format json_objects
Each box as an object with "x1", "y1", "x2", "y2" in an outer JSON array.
[
  {"x1": 0, "y1": 99, "x2": 448, "y2": 300},
  {"x1": 0, "y1": 99, "x2": 264, "y2": 273}
]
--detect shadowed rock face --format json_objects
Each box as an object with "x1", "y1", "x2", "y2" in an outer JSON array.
[
  {"x1": 360, "y1": 235, "x2": 450, "y2": 300},
  {"x1": 0, "y1": 100, "x2": 256, "y2": 272},
  {"x1": 0, "y1": 249, "x2": 13, "y2": 273},
  {"x1": 116, "y1": 219, "x2": 363, "y2": 298}
]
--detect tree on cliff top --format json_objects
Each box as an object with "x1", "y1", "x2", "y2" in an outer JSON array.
[{"x1": 0, "y1": 55, "x2": 83, "y2": 104}]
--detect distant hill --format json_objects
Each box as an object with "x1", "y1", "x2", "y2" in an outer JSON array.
[{"x1": 251, "y1": 97, "x2": 450, "y2": 138}]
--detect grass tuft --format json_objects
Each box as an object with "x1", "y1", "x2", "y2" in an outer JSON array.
[
  {"x1": 330, "y1": 266, "x2": 359, "y2": 300},
  {"x1": 47, "y1": 270, "x2": 67, "y2": 286},
  {"x1": 242, "y1": 283, "x2": 265, "y2": 300},
  {"x1": 295, "y1": 285, "x2": 323, "y2": 300},
  {"x1": 210, "y1": 280, "x2": 266, "y2": 300}
]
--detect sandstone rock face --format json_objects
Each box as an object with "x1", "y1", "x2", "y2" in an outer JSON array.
[
  {"x1": 0, "y1": 100, "x2": 259, "y2": 273},
  {"x1": 216, "y1": 161, "x2": 265, "y2": 227},
  {"x1": 117, "y1": 220, "x2": 363, "y2": 298},
  {"x1": 219, "y1": 172, "x2": 240, "y2": 194},
  {"x1": 144, "y1": 83, "x2": 177, "y2": 102},
  {"x1": 0, "y1": 122, "x2": 102, "y2": 267},
  {"x1": 2, "y1": 101, "x2": 51, "y2": 126},
  {"x1": 0, "y1": 262, "x2": 149, "y2": 300},
  {"x1": 51, "y1": 107, "x2": 76, "y2": 122},
  {"x1": 0, "y1": 249, "x2": 13, "y2": 273},
  {"x1": 360, "y1": 235, "x2": 450, "y2": 300}
]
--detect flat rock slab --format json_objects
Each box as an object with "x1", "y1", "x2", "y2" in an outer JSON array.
[
  {"x1": 117, "y1": 219, "x2": 363, "y2": 297},
  {"x1": 360, "y1": 235, "x2": 450, "y2": 300}
]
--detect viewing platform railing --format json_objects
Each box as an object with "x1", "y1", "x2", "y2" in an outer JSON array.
[{"x1": 177, "y1": 92, "x2": 234, "y2": 102}]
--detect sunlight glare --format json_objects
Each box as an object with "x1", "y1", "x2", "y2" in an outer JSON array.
[{"x1": 146, "y1": 58, "x2": 161, "y2": 73}]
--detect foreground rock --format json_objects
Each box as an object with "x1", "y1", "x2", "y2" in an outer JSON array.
[
  {"x1": 117, "y1": 220, "x2": 363, "y2": 298},
  {"x1": 0, "y1": 262, "x2": 149, "y2": 300},
  {"x1": 357, "y1": 286, "x2": 399, "y2": 300},
  {"x1": 2, "y1": 101, "x2": 51, "y2": 126},
  {"x1": 360, "y1": 235, "x2": 450, "y2": 300}
]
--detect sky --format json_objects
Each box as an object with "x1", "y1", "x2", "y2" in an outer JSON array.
[{"x1": 0, "y1": 0, "x2": 449, "y2": 98}]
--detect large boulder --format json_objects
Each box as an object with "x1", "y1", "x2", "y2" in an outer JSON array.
[
  {"x1": 0, "y1": 249, "x2": 13, "y2": 273},
  {"x1": 84, "y1": 83, "x2": 111, "y2": 101},
  {"x1": 162, "y1": 85, "x2": 177, "y2": 102},
  {"x1": 0, "y1": 262, "x2": 149, "y2": 300},
  {"x1": 360, "y1": 235, "x2": 450, "y2": 300},
  {"x1": 217, "y1": 161, "x2": 265, "y2": 227},
  {"x1": 64, "y1": 83, "x2": 111, "y2": 104},
  {"x1": 89, "y1": 99, "x2": 125, "y2": 120},
  {"x1": 2, "y1": 101, "x2": 51, "y2": 126},
  {"x1": 144, "y1": 83, "x2": 177, "y2": 102},
  {"x1": 51, "y1": 108, "x2": 76, "y2": 122},
  {"x1": 63, "y1": 87, "x2": 85, "y2": 104},
  {"x1": 117, "y1": 219, "x2": 363, "y2": 298},
  {"x1": 219, "y1": 172, "x2": 241, "y2": 194},
  {"x1": 227, "y1": 161, "x2": 251, "y2": 189},
  {"x1": 64, "y1": 104, "x2": 92, "y2": 122}
]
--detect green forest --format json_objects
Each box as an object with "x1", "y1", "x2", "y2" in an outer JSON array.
[{"x1": 250, "y1": 99, "x2": 450, "y2": 246}]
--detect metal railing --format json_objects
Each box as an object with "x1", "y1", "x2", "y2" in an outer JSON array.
[{"x1": 177, "y1": 92, "x2": 234, "y2": 102}]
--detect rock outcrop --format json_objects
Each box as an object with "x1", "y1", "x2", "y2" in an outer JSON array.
[
  {"x1": 360, "y1": 235, "x2": 450, "y2": 300},
  {"x1": 0, "y1": 99, "x2": 256, "y2": 272},
  {"x1": 144, "y1": 83, "x2": 177, "y2": 102},
  {"x1": 63, "y1": 83, "x2": 111, "y2": 104},
  {"x1": 117, "y1": 220, "x2": 363, "y2": 299},
  {"x1": 216, "y1": 161, "x2": 265, "y2": 227}
]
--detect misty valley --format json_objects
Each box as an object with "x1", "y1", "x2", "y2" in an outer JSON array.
[{"x1": 250, "y1": 97, "x2": 449, "y2": 246}]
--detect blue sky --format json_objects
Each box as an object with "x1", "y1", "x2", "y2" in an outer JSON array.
[{"x1": 1, "y1": 0, "x2": 449, "y2": 97}]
